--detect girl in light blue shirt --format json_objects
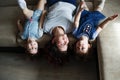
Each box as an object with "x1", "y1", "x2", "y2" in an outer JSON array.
[{"x1": 17, "y1": 0, "x2": 46, "y2": 54}]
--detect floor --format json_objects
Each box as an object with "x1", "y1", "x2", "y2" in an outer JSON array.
[{"x1": 0, "y1": 47, "x2": 99, "y2": 80}]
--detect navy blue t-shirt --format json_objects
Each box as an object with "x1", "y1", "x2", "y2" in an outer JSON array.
[{"x1": 73, "y1": 10, "x2": 106, "y2": 40}]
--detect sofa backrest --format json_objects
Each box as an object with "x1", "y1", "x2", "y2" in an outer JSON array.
[
  {"x1": 0, "y1": 0, "x2": 94, "y2": 7},
  {"x1": 0, "y1": 0, "x2": 38, "y2": 7}
]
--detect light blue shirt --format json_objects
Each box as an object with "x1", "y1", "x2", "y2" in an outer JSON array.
[{"x1": 21, "y1": 10, "x2": 43, "y2": 40}]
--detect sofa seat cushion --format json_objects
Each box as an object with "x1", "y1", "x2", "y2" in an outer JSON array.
[{"x1": 0, "y1": 0, "x2": 37, "y2": 7}]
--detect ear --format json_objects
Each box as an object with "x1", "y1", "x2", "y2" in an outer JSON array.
[
  {"x1": 24, "y1": 41, "x2": 29, "y2": 50},
  {"x1": 24, "y1": 43, "x2": 27, "y2": 48},
  {"x1": 52, "y1": 37, "x2": 56, "y2": 44},
  {"x1": 88, "y1": 43, "x2": 92, "y2": 48}
]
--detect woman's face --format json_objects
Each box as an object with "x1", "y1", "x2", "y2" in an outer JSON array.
[
  {"x1": 75, "y1": 39, "x2": 89, "y2": 54},
  {"x1": 55, "y1": 34, "x2": 69, "y2": 51}
]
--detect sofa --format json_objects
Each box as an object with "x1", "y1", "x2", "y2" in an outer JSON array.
[{"x1": 0, "y1": 0, "x2": 120, "y2": 80}]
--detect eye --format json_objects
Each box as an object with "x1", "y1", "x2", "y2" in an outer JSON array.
[{"x1": 82, "y1": 47, "x2": 85, "y2": 50}]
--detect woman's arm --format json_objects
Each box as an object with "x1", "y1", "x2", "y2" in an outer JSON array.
[{"x1": 96, "y1": 14, "x2": 118, "y2": 34}]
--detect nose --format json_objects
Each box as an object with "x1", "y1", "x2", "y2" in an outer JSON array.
[{"x1": 30, "y1": 43, "x2": 35, "y2": 48}]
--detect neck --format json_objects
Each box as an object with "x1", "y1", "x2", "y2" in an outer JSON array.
[
  {"x1": 80, "y1": 35, "x2": 89, "y2": 41},
  {"x1": 52, "y1": 26, "x2": 65, "y2": 36},
  {"x1": 28, "y1": 38, "x2": 36, "y2": 42}
]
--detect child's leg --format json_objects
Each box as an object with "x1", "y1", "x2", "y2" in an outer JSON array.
[
  {"x1": 36, "y1": 0, "x2": 46, "y2": 10},
  {"x1": 94, "y1": 0, "x2": 106, "y2": 12},
  {"x1": 18, "y1": 0, "x2": 33, "y2": 19},
  {"x1": 18, "y1": 0, "x2": 26, "y2": 9}
]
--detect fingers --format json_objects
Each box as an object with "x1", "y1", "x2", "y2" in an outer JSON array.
[
  {"x1": 79, "y1": 1, "x2": 84, "y2": 9},
  {"x1": 108, "y1": 14, "x2": 119, "y2": 20},
  {"x1": 112, "y1": 14, "x2": 119, "y2": 19},
  {"x1": 111, "y1": 14, "x2": 118, "y2": 20}
]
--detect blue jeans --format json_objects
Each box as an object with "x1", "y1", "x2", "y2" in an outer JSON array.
[{"x1": 47, "y1": 0, "x2": 76, "y2": 7}]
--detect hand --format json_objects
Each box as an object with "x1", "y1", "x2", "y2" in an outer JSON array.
[
  {"x1": 107, "y1": 14, "x2": 118, "y2": 21},
  {"x1": 78, "y1": 1, "x2": 85, "y2": 12},
  {"x1": 79, "y1": 1, "x2": 85, "y2": 9},
  {"x1": 78, "y1": 8, "x2": 84, "y2": 12}
]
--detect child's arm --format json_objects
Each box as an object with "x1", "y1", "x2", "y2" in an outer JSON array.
[
  {"x1": 96, "y1": 14, "x2": 118, "y2": 34},
  {"x1": 17, "y1": 19, "x2": 23, "y2": 33},
  {"x1": 74, "y1": 7, "x2": 84, "y2": 28},
  {"x1": 39, "y1": 10, "x2": 47, "y2": 29}
]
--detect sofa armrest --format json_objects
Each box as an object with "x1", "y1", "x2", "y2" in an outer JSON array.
[{"x1": 97, "y1": 20, "x2": 120, "y2": 80}]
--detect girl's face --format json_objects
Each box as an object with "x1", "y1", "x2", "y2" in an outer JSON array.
[
  {"x1": 27, "y1": 40, "x2": 38, "y2": 54},
  {"x1": 75, "y1": 39, "x2": 89, "y2": 54},
  {"x1": 55, "y1": 34, "x2": 69, "y2": 51}
]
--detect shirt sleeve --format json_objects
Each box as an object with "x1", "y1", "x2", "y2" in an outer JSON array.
[
  {"x1": 92, "y1": 31, "x2": 99, "y2": 40},
  {"x1": 72, "y1": 27, "x2": 78, "y2": 35}
]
